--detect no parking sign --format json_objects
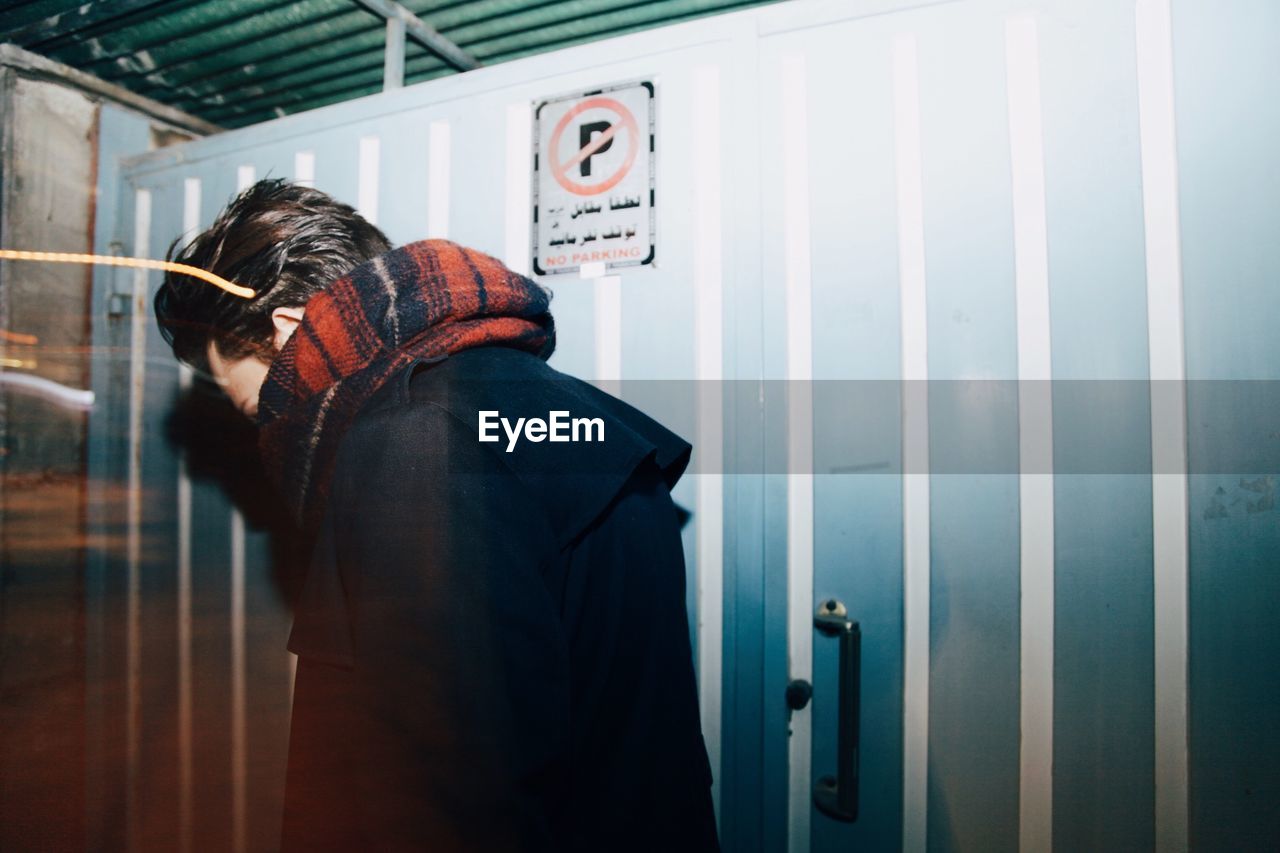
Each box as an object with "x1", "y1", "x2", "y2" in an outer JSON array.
[{"x1": 532, "y1": 80, "x2": 656, "y2": 276}]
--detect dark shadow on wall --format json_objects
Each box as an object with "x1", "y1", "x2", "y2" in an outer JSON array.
[{"x1": 163, "y1": 379, "x2": 313, "y2": 608}]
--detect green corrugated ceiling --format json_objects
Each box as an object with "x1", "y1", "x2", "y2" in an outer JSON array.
[{"x1": 0, "y1": 0, "x2": 781, "y2": 129}]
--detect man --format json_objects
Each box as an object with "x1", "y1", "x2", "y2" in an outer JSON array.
[{"x1": 154, "y1": 179, "x2": 718, "y2": 851}]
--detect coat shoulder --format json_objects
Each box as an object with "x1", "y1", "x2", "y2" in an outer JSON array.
[{"x1": 349, "y1": 346, "x2": 692, "y2": 549}]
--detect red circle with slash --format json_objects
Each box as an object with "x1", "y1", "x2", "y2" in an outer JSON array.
[{"x1": 549, "y1": 97, "x2": 639, "y2": 196}]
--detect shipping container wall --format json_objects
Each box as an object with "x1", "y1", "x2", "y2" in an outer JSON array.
[{"x1": 90, "y1": 0, "x2": 1279, "y2": 851}]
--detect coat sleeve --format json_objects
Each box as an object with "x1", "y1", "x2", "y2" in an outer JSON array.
[{"x1": 326, "y1": 403, "x2": 571, "y2": 850}]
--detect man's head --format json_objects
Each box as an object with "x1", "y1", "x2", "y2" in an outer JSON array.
[{"x1": 154, "y1": 178, "x2": 391, "y2": 418}]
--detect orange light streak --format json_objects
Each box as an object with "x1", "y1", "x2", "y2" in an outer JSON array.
[
  {"x1": 0, "y1": 249, "x2": 255, "y2": 299},
  {"x1": 0, "y1": 328, "x2": 39, "y2": 345}
]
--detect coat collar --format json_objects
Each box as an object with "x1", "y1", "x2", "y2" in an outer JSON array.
[{"x1": 285, "y1": 347, "x2": 693, "y2": 666}]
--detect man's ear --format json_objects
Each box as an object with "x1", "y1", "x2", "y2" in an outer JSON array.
[{"x1": 271, "y1": 306, "x2": 305, "y2": 351}]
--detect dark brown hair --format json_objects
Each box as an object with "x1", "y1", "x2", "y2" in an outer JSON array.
[{"x1": 154, "y1": 178, "x2": 391, "y2": 374}]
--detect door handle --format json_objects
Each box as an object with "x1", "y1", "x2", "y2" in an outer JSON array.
[{"x1": 813, "y1": 598, "x2": 860, "y2": 823}]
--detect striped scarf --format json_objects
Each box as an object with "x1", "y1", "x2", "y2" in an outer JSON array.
[{"x1": 256, "y1": 238, "x2": 555, "y2": 532}]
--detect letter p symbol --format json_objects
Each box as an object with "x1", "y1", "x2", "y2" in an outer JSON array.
[{"x1": 578, "y1": 121, "x2": 613, "y2": 177}]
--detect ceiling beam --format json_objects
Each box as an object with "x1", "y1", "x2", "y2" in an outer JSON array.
[
  {"x1": 0, "y1": 43, "x2": 221, "y2": 136},
  {"x1": 0, "y1": 0, "x2": 177, "y2": 50},
  {"x1": 350, "y1": 0, "x2": 479, "y2": 73}
]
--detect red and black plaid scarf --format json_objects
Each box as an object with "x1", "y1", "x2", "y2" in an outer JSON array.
[{"x1": 256, "y1": 238, "x2": 555, "y2": 532}]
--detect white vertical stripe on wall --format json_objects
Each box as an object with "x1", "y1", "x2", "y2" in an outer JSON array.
[
  {"x1": 505, "y1": 102, "x2": 533, "y2": 275},
  {"x1": 428, "y1": 120, "x2": 452, "y2": 239},
  {"x1": 780, "y1": 51, "x2": 814, "y2": 853},
  {"x1": 892, "y1": 33, "x2": 930, "y2": 853},
  {"x1": 692, "y1": 62, "x2": 725, "y2": 824},
  {"x1": 230, "y1": 166, "x2": 253, "y2": 853},
  {"x1": 176, "y1": 358, "x2": 193, "y2": 853},
  {"x1": 126, "y1": 187, "x2": 152, "y2": 853},
  {"x1": 1135, "y1": 0, "x2": 1189, "y2": 849},
  {"x1": 358, "y1": 135, "x2": 381, "y2": 225},
  {"x1": 230, "y1": 509, "x2": 248, "y2": 853},
  {"x1": 592, "y1": 275, "x2": 622, "y2": 388},
  {"x1": 182, "y1": 178, "x2": 201, "y2": 246},
  {"x1": 294, "y1": 151, "x2": 316, "y2": 187},
  {"x1": 178, "y1": 177, "x2": 201, "y2": 853},
  {"x1": 1005, "y1": 15, "x2": 1055, "y2": 853}
]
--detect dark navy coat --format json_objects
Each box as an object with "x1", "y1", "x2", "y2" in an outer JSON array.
[{"x1": 280, "y1": 346, "x2": 718, "y2": 852}]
